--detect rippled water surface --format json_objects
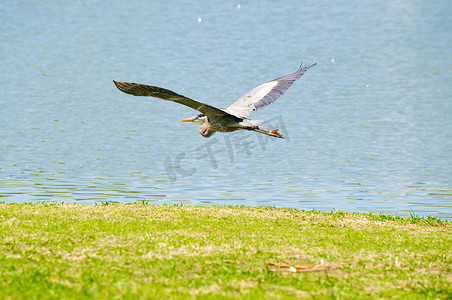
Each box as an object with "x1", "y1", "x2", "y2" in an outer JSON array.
[{"x1": 1, "y1": 1, "x2": 451, "y2": 219}]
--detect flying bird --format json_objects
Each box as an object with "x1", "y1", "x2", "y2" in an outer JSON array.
[{"x1": 113, "y1": 62, "x2": 315, "y2": 139}]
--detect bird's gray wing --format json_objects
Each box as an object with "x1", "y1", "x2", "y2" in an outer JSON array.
[
  {"x1": 113, "y1": 81, "x2": 232, "y2": 118},
  {"x1": 224, "y1": 62, "x2": 316, "y2": 118}
]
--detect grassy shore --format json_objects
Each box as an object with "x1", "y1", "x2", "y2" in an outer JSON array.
[{"x1": 0, "y1": 203, "x2": 451, "y2": 299}]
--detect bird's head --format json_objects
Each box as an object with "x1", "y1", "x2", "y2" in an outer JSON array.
[{"x1": 180, "y1": 114, "x2": 207, "y2": 124}]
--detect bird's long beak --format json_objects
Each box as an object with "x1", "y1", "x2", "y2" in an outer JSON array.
[{"x1": 180, "y1": 117, "x2": 196, "y2": 122}]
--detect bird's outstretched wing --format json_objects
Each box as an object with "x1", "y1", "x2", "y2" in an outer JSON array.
[
  {"x1": 113, "y1": 81, "x2": 233, "y2": 118},
  {"x1": 224, "y1": 62, "x2": 316, "y2": 118}
]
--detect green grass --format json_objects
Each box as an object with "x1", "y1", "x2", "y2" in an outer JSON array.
[{"x1": 0, "y1": 203, "x2": 451, "y2": 299}]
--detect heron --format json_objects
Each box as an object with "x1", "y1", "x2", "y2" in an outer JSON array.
[{"x1": 113, "y1": 62, "x2": 315, "y2": 139}]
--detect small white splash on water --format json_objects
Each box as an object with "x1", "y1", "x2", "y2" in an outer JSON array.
[
  {"x1": 366, "y1": 84, "x2": 369, "y2": 88},
  {"x1": 237, "y1": 4, "x2": 241, "y2": 9},
  {"x1": 197, "y1": 17, "x2": 202, "y2": 23},
  {"x1": 331, "y1": 58, "x2": 335, "y2": 63}
]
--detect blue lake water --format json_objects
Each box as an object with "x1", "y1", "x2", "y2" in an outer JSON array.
[{"x1": 1, "y1": 1, "x2": 451, "y2": 219}]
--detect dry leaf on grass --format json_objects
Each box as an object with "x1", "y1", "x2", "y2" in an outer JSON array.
[{"x1": 268, "y1": 261, "x2": 338, "y2": 273}]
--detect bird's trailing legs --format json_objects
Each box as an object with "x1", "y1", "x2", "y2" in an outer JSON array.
[{"x1": 250, "y1": 128, "x2": 284, "y2": 139}]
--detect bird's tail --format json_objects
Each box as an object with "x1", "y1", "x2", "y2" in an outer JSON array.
[{"x1": 251, "y1": 127, "x2": 284, "y2": 139}]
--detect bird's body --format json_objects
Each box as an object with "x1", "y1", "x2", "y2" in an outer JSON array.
[
  {"x1": 113, "y1": 62, "x2": 315, "y2": 139},
  {"x1": 197, "y1": 114, "x2": 240, "y2": 137}
]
